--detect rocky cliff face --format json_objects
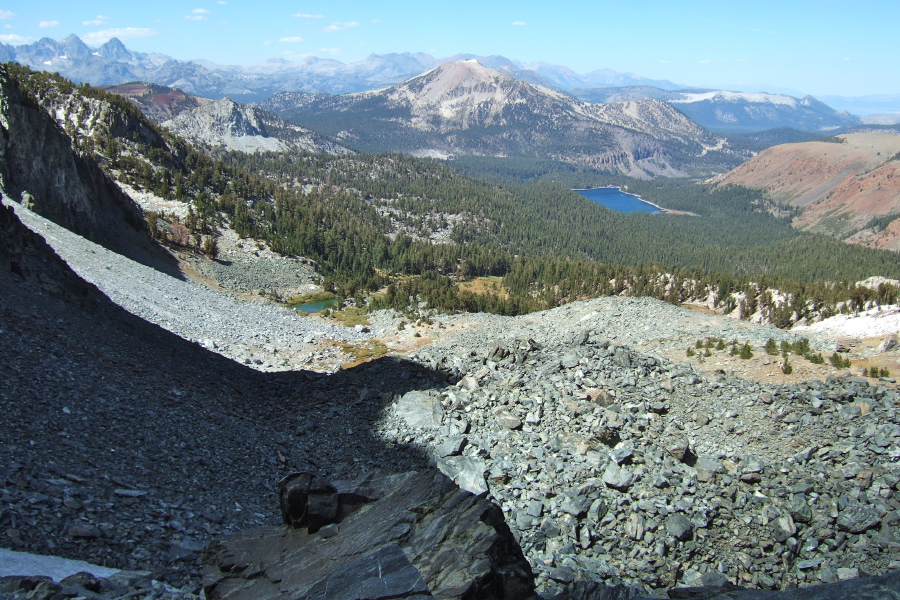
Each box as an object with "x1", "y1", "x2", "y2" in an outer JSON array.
[
  {"x1": 98, "y1": 82, "x2": 350, "y2": 155},
  {"x1": 0, "y1": 65, "x2": 179, "y2": 273},
  {"x1": 161, "y1": 97, "x2": 350, "y2": 154}
]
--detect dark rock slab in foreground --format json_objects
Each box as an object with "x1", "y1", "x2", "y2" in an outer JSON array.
[{"x1": 202, "y1": 469, "x2": 538, "y2": 600}]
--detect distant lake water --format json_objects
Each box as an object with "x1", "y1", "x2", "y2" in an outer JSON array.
[
  {"x1": 295, "y1": 299, "x2": 337, "y2": 314},
  {"x1": 575, "y1": 187, "x2": 662, "y2": 214}
]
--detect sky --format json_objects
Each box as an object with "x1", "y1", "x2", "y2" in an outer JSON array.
[{"x1": 1, "y1": 0, "x2": 897, "y2": 97}]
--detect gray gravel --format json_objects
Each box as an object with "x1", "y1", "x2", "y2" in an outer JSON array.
[
  {"x1": 178, "y1": 228, "x2": 320, "y2": 298},
  {"x1": 375, "y1": 315, "x2": 900, "y2": 596},
  {"x1": 7, "y1": 201, "x2": 371, "y2": 371}
]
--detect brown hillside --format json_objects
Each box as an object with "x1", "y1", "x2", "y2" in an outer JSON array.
[{"x1": 714, "y1": 132, "x2": 900, "y2": 248}]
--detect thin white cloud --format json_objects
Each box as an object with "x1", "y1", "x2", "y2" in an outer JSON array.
[
  {"x1": 294, "y1": 13, "x2": 324, "y2": 18},
  {"x1": 0, "y1": 10, "x2": 14, "y2": 19},
  {"x1": 323, "y1": 21, "x2": 358, "y2": 32},
  {"x1": 82, "y1": 27, "x2": 157, "y2": 45},
  {"x1": 216, "y1": 1, "x2": 228, "y2": 4},
  {"x1": 698, "y1": 59, "x2": 712, "y2": 64},
  {"x1": 192, "y1": 8, "x2": 211, "y2": 13},
  {"x1": 83, "y1": 19, "x2": 107, "y2": 25},
  {"x1": 38, "y1": 20, "x2": 60, "y2": 28},
  {"x1": 185, "y1": 15, "x2": 209, "y2": 21},
  {"x1": 511, "y1": 20, "x2": 527, "y2": 26},
  {"x1": 0, "y1": 33, "x2": 30, "y2": 44},
  {"x1": 371, "y1": 18, "x2": 381, "y2": 23},
  {"x1": 279, "y1": 36, "x2": 304, "y2": 43},
  {"x1": 842, "y1": 57, "x2": 852, "y2": 61}
]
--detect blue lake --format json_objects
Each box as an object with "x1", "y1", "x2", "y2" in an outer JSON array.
[{"x1": 575, "y1": 187, "x2": 662, "y2": 214}]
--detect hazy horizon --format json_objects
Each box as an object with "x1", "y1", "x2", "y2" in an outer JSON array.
[{"x1": 2, "y1": 0, "x2": 898, "y2": 98}]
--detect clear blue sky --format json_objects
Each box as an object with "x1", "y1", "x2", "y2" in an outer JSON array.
[{"x1": 1, "y1": 0, "x2": 897, "y2": 97}]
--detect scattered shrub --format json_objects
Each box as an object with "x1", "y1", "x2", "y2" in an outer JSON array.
[{"x1": 829, "y1": 353, "x2": 851, "y2": 369}]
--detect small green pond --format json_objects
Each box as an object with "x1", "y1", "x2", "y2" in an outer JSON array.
[{"x1": 295, "y1": 299, "x2": 338, "y2": 314}]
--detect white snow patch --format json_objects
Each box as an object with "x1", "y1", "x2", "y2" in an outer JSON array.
[
  {"x1": 0, "y1": 548, "x2": 120, "y2": 581},
  {"x1": 671, "y1": 91, "x2": 797, "y2": 106},
  {"x1": 793, "y1": 304, "x2": 900, "y2": 338}
]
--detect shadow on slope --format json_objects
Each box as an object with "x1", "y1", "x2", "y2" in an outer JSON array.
[
  {"x1": 0, "y1": 65, "x2": 183, "y2": 279},
  {"x1": 0, "y1": 203, "x2": 445, "y2": 586}
]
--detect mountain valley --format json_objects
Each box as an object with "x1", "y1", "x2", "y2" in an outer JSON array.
[{"x1": 2, "y1": 35, "x2": 900, "y2": 600}]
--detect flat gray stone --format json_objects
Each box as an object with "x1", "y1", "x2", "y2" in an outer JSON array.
[
  {"x1": 436, "y1": 456, "x2": 488, "y2": 495},
  {"x1": 837, "y1": 504, "x2": 881, "y2": 533},
  {"x1": 395, "y1": 391, "x2": 443, "y2": 429},
  {"x1": 666, "y1": 513, "x2": 693, "y2": 541},
  {"x1": 602, "y1": 463, "x2": 633, "y2": 490}
]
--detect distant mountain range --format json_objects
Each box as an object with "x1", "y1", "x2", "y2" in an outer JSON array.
[
  {"x1": 573, "y1": 88, "x2": 860, "y2": 133},
  {"x1": 1, "y1": 34, "x2": 882, "y2": 139},
  {"x1": 257, "y1": 60, "x2": 738, "y2": 177},
  {"x1": 0, "y1": 34, "x2": 683, "y2": 103}
]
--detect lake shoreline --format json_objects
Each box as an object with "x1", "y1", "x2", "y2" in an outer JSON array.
[{"x1": 573, "y1": 186, "x2": 698, "y2": 216}]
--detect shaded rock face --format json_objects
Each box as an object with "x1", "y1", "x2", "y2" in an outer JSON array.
[
  {"x1": 0, "y1": 66, "x2": 179, "y2": 274},
  {"x1": 0, "y1": 202, "x2": 95, "y2": 301},
  {"x1": 0, "y1": 68, "x2": 138, "y2": 242},
  {"x1": 203, "y1": 469, "x2": 538, "y2": 600}
]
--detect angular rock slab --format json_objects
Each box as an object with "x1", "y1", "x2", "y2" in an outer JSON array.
[
  {"x1": 395, "y1": 391, "x2": 444, "y2": 429},
  {"x1": 203, "y1": 469, "x2": 537, "y2": 600},
  {"x1": 437, "y1": 455, "x2": 489, "y2": 495}
]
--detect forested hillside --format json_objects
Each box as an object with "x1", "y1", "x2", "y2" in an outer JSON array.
[{"x1": 5, "y1": 63, "x2": 900, "y2": 324}]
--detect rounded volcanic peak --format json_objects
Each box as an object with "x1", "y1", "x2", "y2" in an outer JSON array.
[
  {"x1": 384, "y1": 59, "x2": 578, "y2": 130},
  {"x1": 397, "y1": 59, "x2": 525, "y2": 102}
]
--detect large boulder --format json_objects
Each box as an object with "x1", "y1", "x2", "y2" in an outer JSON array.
[{"x1": 203, "y1": 469, "x2": 538, "y2": 600}]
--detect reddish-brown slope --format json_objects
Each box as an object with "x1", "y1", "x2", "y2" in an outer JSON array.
[{"x1": 715, "y1": 132, "x2": 900, "y2": 245}]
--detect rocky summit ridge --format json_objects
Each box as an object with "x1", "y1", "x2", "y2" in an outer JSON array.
[
  {"x1": 98, "y1": 82, "x2": 351, "y2": 155},
  {"x1": 260, "y1": 60, "x2": 738, "y2": 177}
]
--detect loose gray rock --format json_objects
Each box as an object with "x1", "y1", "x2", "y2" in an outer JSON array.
[
  {"x1": 395, "y1": 391, "x2": 443, "y2": 429},
  {"x1": 836, "y1": 505, "x2": 881, "y2": 534},
  {"x1": 602, "y1": 463, "x2": 634, "y2": 491},
  {"x1": 666, "y1": 514, "x2": 693, "y2": 541}
]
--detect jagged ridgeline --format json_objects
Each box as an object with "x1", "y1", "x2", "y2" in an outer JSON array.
[{"x1": 4, "y1": 63, "x2": 900, "y2": 320}]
